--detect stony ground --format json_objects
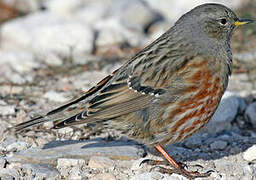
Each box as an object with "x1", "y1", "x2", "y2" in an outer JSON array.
[{"x1": 0, "y1": 0, "x2": 256, "y2": 179}]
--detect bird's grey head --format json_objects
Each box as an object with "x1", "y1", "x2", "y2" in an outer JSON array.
[{"x1": 174, "y1": 3, "x2": 253, "y2": 49}]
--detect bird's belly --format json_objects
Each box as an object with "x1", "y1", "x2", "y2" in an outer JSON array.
[{"x1": 156, "y1": 73, "x2": 225, "y2": 145}]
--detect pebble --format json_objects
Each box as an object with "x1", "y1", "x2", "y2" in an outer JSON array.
[
  {"x1": 6, "y1": 141, "x2": 29, "y2": 152},
  {"x1": 22, "y1": 163, "x2": 60, "y2": 179},
  {"x1": 57, "y1": 127, "x2": 74, "y2": 136},
  {"x1": 210, "y1": 140, "x2": 228, "y2": 150},
  {"x1": 88, "y1": 156, "x2": 115, "y2": 170},
  {"x1": 243, "y1": 145, "x2": 256, "y2": 162},
  {"x1": 0, "y1": 168, "x2": 20, "y2": 179},
  {"x1": 89, "y1": 173, "x2": 117, "y2": 180},
  {"x1": 245, "y1": 102, "x2": 256, "y2": 128},
  {"x1": 0, "y1": 105, "x2": 15, "y2": 116},
  {"x1": 0, "y1": 51, "x2": 37, "y2": 73},
  {"x1": 57, "y1": 158, "x2": 86, "y2": 168},
  {"x1": 0, "y1": 158, "x2": 6, "y2": 168},
  {"x1": 43, "y1": 90, "x2": 69, "y2": 103}
]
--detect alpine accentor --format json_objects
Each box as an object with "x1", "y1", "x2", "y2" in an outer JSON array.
[{"x1": 14, "y1": 3, "x2": 254, "y2": 179}]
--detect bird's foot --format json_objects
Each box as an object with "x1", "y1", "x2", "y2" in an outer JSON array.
[{"x1": 140, "y1": 159, "x2": 213, "y2": 180}]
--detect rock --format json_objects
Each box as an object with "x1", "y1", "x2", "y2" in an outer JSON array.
[
  {"x1": 46, "y1": 0, "x2": 85, "y2": 18},
  {"x1": 43, "y1": 90, "x2": 69, "y2": 103},
  {"x1": 6, "y1": 141, "x2": 29, "y2": 152},
  {"x1": 0, "y1": 168, "x2": 19, "y2": 179},
  {"x1": 57, "y1": 127, "x2": 74, "y2": 136},
  {"x1": 210, "y1": 140, "x2": 228, "y2": 151},
  {"x1": 89, "y1": 173, "x2": 116, "y2": 180},
  {"x1": 201, "y1": 91, "x2": 242, "y2": 134},
  {"x1": 243, "y1": 145, "x2": 256, "y2": 162},
  {"x1": 57, "y1": 158, "x2": 85, "y2": 179},
  {"x1": 7, "y1": 139, "x2": 145, "y2": 165},
  {"x1": 184, "y1": 134, "x2": 202, "y2": 149},
  {"x1": 88, "y1": 156, "x2": 115, "y2": 170},
  {"x1": 57, "y1": 158, "x2": 86, "y2": 168},
  {"x1": 228, "y1": 74, "x2": 254, "y2": 96},
  {"x1": 22, "y1": 163, "x2": 60, "y2": 179},
  {"x1": 0, "y1": 51, "x2": 38, "y2": 73},
  {"x1": 144, "y1": 0, "x2": 243, "y2": 22},
  {"x1": 130, "y1": 172, "x2": 186, "y2": 180},
  {"x1": 245, "y1": 102, "x2": 256, "y2": 128},
  {"x1": 0, "y1": 158, "x2": 6, "y2": 168},
  {"x1": 1, "y1": 12, "x2": 94, "y2": 65},
  {"x1": 109, "y1": 0, "x2": 159, "y2": 31},
  {"x1": 0, "y1": 105, "x2": 15, "y2": 116},
  {"x1": 95, "y1": 17, "x2": 145, "y2": 47}
]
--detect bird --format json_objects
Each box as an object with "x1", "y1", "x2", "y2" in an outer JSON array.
[{"x1": 14, "y1": 3, "x2": 254, "y2": 179}]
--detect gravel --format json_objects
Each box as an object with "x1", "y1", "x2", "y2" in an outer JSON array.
[{"x1": 0, "y1": 0, "x2": 255, "y2": 179}]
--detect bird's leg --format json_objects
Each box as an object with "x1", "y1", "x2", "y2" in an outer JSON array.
[{"x1": 153, "y1": 144, "x2": 212, "y2": 179}]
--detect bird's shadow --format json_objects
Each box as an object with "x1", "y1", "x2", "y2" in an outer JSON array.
[{"x1": 41, "y1": 129, "x2": 256, "y2": 163}]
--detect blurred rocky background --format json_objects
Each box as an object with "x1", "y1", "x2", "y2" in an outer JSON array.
[{"x1": 0, "y1": 0, "x2": 256, "y2": 179}]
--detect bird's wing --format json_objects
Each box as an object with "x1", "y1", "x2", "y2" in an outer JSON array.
[{"x1": 14, "y1": 33, "x2": 193, "y2": 131}]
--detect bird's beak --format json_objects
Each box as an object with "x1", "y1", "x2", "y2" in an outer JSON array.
[{"x1": 234, "y1": 18, "x2": 254, "y2": 26}]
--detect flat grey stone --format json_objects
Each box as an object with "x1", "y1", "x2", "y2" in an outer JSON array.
[
  {"x1": 7, "y1": 139, "x2": 145, "y2": 165},
  {"x1": 245, "y1": 102, "x2": 256, "y2": 128},
  {"x1": 22, "y1": 163, "x2": 60, "y2": 179}
]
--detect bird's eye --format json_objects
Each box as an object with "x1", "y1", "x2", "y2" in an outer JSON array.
[{"x1": 220, "y1": 18, "x2": 227, "y2": 25}]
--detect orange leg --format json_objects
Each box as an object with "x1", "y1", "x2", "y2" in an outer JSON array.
[{"x1": 153, "y1": 144, "x2": 212, "y2": 179}]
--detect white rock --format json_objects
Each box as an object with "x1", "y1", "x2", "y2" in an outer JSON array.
[
  {"x1": 130, "y1": 172, "x2": 185, "y2": 180},
  {"x1": 88, "y1": 156, "x2": 115, "y2": 169},
  {"x1": 22, "y1": 163, "x2": 60, "y2": 179},
  {"x1": 245, "y1": 102, "x2": 256, "y2": 128},
  {"x1": 57, "y1": 127, "x2": 74, "y2": 135},
  {"x1": 0, "y1": 168, "x2": 19, "y2": 179},
  {"x1": 57, "y1": 158, "x2": 85, "y2": 168},
  {"x1": 0, "y1": 158, "x2": 6, "y2": 168},
  {"x1": 210, "y1": 140, "x2": 228, "y2": 150},
  {"x1": 1, "y1": 12, "x2": 94, "y2": 65},
  {"x1": 46, "y1": 0, "x2": 84, "y2": 18},
  {"x1": 43, "y1": 90, "x2": 69, "y2": 103},
  {"x1": 0, "y1": 51, "x2": 38, "y2": 73},
  {"x1": 243, "y1": 145, "x2": 256, "y2": 162},
  {"x1": 110, "y1": 0, "x2": 158, "y2": 31},
  {"x1": 0, "y1": 105, "x2": 15, "y2": 116},
  {"x1": 95, "y1": 17, "x2": 145, "y2": 47},
  {"x1": 6, "y1": 141, "x2": 28, "y2": 152},
  {"x1": 90, "y1": 173, "x2": 117, "y2": 180},
  {"x1": 144, "y1": 0, "x2": 243, "y2": 23}
]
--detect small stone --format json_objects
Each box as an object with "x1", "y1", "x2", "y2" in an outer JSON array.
[
  {"x1": 0, "y1": 168, "x2": 19, "y2": 179},
  {"x1": 43, "y1": 90, "x2": 69, "y2": 102},
  {"x1": 89, "y1": 173, "x2": 116, "y2": 180},
  {"x1": 243, "y1": 145, "x2": 256, "y2": 162},
  {"x1": 57, "y1": 158, "x2": 86, "y2": 168},
  {"x1": 0, "y1": 105, "x2": 15, "y2": 116},
  {"x1": 88, "y1": 156, "x2": 115, "y2": 170},
  {"x1": 6, "y1": 141, "x2": 28, "y2": 152},
  {"x1": 57, "y1": 127, "x2": 74, "y2": 136},
  {"x1": 210, "y1": 140, "x2": 227, "y2": 150},
  {"x1": 22, "y1": 163, "x2": 60, "y2": 179},
  {"x1": 245, "y1": 102, "x2": 256, "y2": 128},
  {"x1": 184, "y1": 135, "x2": 202, "y2": 149},
  {"x1": 0, "y1": 158, "x2": 6, "y2": 168}
]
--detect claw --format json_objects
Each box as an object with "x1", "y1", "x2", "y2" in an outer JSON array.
[{"x1": 140, "y1": 159, "x2": 168, "y2": 166}]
